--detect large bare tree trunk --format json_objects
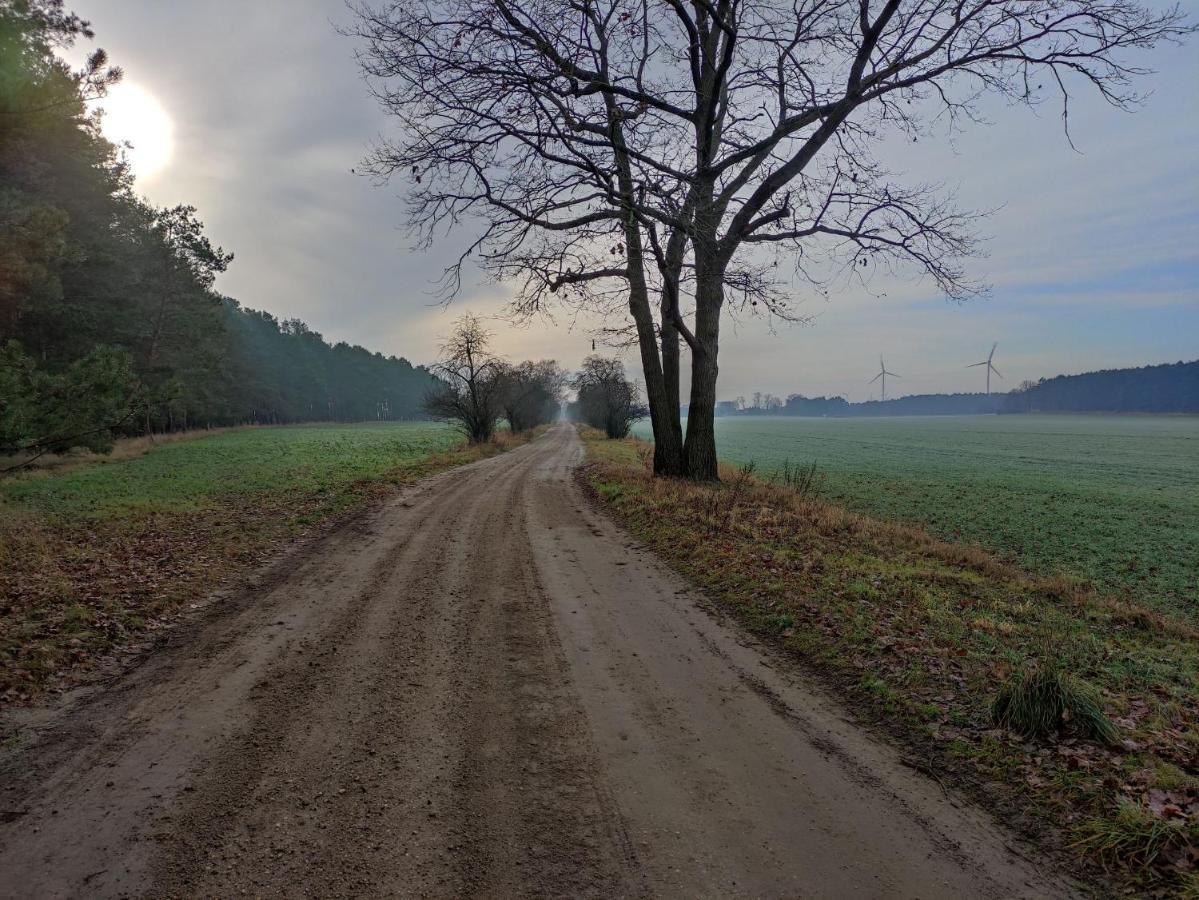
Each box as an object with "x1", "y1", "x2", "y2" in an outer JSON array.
[
  {"x1": 607, "y1": 105, "x2": 684, "y2": 477},
  {"x1": 658, "y1": 306, "x2": 684, "y2": 473},
  {"x1": 683, "y1": 262, "x2": 722, "y2": 480},
  {"x1": 655, "y1": 225, "x2": 689, "y2": 476},
  {"x1": 625, "y1": 245, "x2": 684, "y2": 477}
]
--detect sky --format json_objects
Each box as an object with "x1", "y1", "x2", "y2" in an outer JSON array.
[{"x1": 66, "y1": 0, "x2": 1198, "y2": 402}]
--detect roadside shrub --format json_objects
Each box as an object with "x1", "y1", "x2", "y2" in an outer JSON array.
[
  {"x1": 771, "y1": 459, "x2": 823, "y2": 496},
  {"x1": 991, "y1": 662, "x2": 1117, "y2": 743}
]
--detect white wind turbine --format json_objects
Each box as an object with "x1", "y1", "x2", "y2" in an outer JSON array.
[
  {"x1": 968, "y1": 343, "x2": 1003, "y2": 395},
  {"x1": 868, "y1": 356, "x2": 900, "y2": 401}
]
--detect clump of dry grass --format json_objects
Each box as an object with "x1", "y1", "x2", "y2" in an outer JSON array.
[
  {"x1": 1073, "y1": 800, "x2": 1193, "y2": 872},
  {"x1": 991, "y1": 661, "x2": 1118, "y2": 743}
]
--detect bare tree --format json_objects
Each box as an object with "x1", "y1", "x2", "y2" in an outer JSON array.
[
  {"x1": 573, "y1": 355, "x2": 643, "y2": 439},
  {"x1": 495, "y1": 359, "x2": 568, "y2": 431},
  {"x1": 352, "y1": 0, "x2": 1190, "y2": 478},
  {"x1": 423, "y1": 313, "x2": 503, "y2": 442}
]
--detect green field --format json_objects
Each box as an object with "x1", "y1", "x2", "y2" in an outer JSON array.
[
  {"x1": 1, "y1": 422, "x2": 458, "y2": 520},
  {"x1": 637, "y1": 415, "x2": 1199, "y2": 617},
  {"x1": 0, "y1": 422, "x2": 473, "y2": 699}
]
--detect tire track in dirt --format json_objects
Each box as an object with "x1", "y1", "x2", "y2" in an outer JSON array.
[{"x1": 148, "y1": 440, "x2": 637, "y2": 897}]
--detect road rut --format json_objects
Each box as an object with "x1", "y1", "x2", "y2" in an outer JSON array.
[{"x1": 0, "y1": 424, "x2": 1066, "y2": 897}]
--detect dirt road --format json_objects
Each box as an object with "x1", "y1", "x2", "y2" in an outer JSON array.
[{"x1": 0, "y1": 424, "x2": 1067, "y2": 898}]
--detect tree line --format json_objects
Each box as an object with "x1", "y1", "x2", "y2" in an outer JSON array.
[
  {"x1": 421, "y1": 314, "x2": 644, "y2": 442},
  {"x1": 0, "y1": 1, "x2": 437, "y2": 461},
  {"x1": 1002, "y1": 361, "x2": 1198, "y2": 414},
  {"x1": 720, "y1": 392, "x2": 1005, "y2": 417},
  {"x1": 715, "y1": 360, "x2": 1198, "y2": 418}
]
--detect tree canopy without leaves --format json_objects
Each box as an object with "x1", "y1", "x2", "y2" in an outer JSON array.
[
  {"x1": 572, "y1": 355, "x2": 643, "y2": 439},
  {"x1": 423, "y1": 314, "x2": 506, "y2": 442},
  {"x1": 425, "y1": 316, "x2": 566, "y2": 440},
  {"x1": 495, "y1": 359, "x2": 567, "y2": 432},
  {"x1": 353, "y1": 0, "x2": 1191, "y2": 479}
]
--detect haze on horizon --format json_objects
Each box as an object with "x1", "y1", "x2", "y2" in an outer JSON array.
[{"x1": 68, "y1": 0, "x2": 1198, "y2": 403}]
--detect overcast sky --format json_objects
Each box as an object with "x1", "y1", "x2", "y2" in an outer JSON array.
[{"x1": 67, "y1": 0, "x2": 1197, "y2": 402}]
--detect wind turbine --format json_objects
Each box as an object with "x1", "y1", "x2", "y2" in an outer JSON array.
[
  {"x1": 868, "y1": 356, "x2": 899, "y2": 401},
  {"x1": 967, "y1": 343, "x2": 1003, "y2": 395}
]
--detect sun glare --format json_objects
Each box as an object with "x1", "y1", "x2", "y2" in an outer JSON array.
[{"x1": 99, "y1": 82, "x2": 175, "y2": 180}]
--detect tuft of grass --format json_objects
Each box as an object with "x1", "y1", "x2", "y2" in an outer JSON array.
[
  {"x1": 596, "y1": 482, "x2": 624, "y2": 502},
  {"x1": 1072, "y1": 800, "x2": 1192, "y2": 872},
  {"x1": 991, "y1": 662, "x2": 1118, "y2": 743},
  {"x1": 770, "y1": 458, "x2": 824, "y2": 496}
]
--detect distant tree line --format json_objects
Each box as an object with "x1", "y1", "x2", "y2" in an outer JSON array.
[
  {"x1": 0, "y1": 2, "x2": 437, "y2": 460},
  {"x1": 421, "y1": 316, "x2": 647, "y2": 443},
  {"x1": 718, "y1": 392, "x2": 1005, "y2": 418},
  {"x1": 1001, "y1": 361, "x2": 1198, "y2": 414},
  {"x1": 719, "y1": 361, "x2": 1198, "y2": 419}
]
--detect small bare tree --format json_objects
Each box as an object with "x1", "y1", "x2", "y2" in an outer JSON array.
[
  {"x1": 353, "y1": 0, "x2": 1191, "y2": 478},
  {"x1": 495, "y1": 359, "x2": 568, "y2": 431},
  {"x1": 573, "y1": 355, "x2": 642, "y2": 439},
  {"x1": 423, "y1": 313, "x2": 503, "y2": 443}
]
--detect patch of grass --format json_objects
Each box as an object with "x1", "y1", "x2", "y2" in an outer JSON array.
[
  {"x1": 1073, "y1": 800, "x2": 1192, "y2": 872},
  {"x1": 581, "y1": 429, "x2": 1199, "y2": 894},
  {"x1": 991, "y1": 662, "x2": 1117, "y2": 743},
  {"x1": 634, "y1": 415, "x2": 1199, "y2": 619},
  {"x1": 0, "y1": 427, "x2": 238, "y2": 476},
  {"x1": 595, "y1": 481, "x2": 625, "y2": 502},
  {"x1": 1, "y1": 422, "x2": 537, "y2": 703},
  {"x1": 1, "y1": 423, "x2": 460, "y2": 518}
]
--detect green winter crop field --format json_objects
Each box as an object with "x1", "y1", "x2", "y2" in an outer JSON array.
[
  {"x1": 636, "y1": 414, "x2": 1199, "y2": 618},
  {"x1": 0, "y1": 421, "x2": 499, "y2": 701},
  {"x1": 1, "y1": 422, "x2": 459, "y2": 520}
]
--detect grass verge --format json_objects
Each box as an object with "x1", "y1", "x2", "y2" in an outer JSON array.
[
  {"x1": 633, "y1": 415, "x2": 1199, "y2": 620},
  {"x1": 581, "y1": 429, "x2": 1198, "y2": 894},
  {"x1": 1, "y1": 423, "x2": 536, "y2": 704}
]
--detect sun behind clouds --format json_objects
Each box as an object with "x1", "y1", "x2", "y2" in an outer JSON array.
[{"x1": 98, "y1": 82, "x2": 175, "y2": 180}]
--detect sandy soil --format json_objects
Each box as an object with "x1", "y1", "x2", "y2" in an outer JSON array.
[{"x1": 0, "y1": 424, "x2": 1071, "y2": 898}]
